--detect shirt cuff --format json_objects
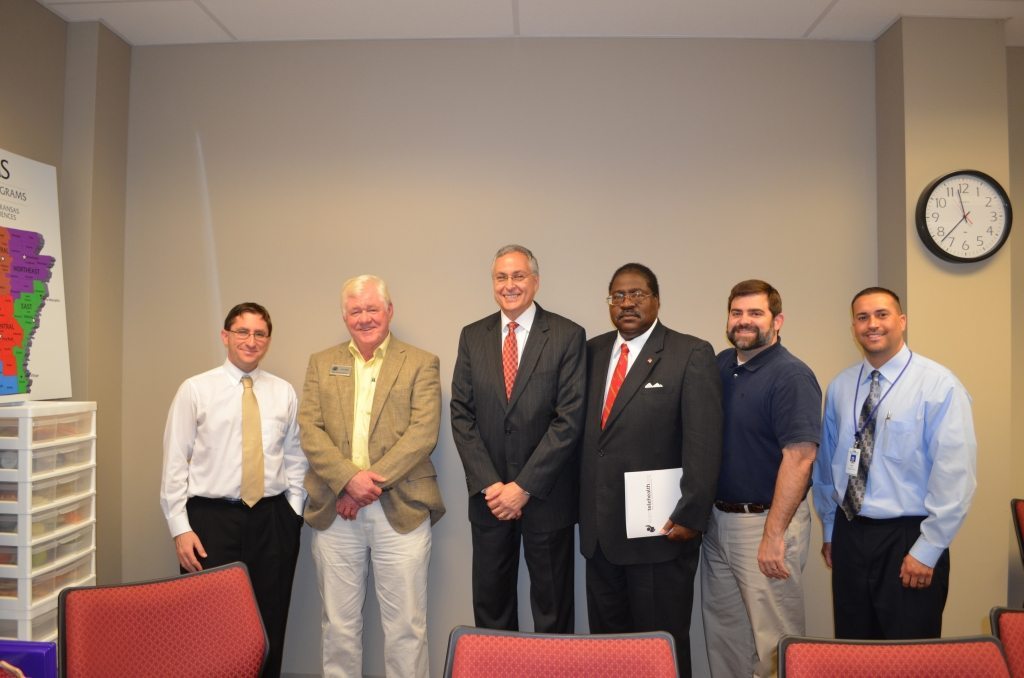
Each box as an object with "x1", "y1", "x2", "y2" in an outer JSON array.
[
  {"x1": 822, "y1": 518, "x2": 835, "y2": 543},
  {"x1": 909, "y1": 538, "x2": 943, "y2": 568},
  {"x1": 287, "y1": 491, "x2": 306, "y2": 517},
  {"x1": 168, "y1": 512, "x2": 192, "y2": 538}
]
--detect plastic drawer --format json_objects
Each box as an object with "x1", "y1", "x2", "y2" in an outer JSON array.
[
  {"x1": 0, "y1": 524, "x2": 94, "y2": 580},
  {"x1": 0, "y1": 598, "x2": 59, "y2": 640},
  {"x1": 54, "y1": 469, "x2": 92, "y2": 501},
  {"x1": 0, "y1": 402, "x2": 96, "y2": 448},
  {"x1": 53, "y1": 441, "x2": 92, "y2": 471},
  {"x1": 0, "y1": 451, "x2": 17, "y2": 471},
  {"x1": 0, "y1": 441, "x2": 94, "y2": 481},
  {"x1": 55, "y1": 526, "x2": 93, "y2": 562},
  {"x1": 0, "y1": 497, "x2": 95, "y2": 544},
  {"x1": 0, "y1": 480, "x2": 58, "y2": 512},
  {"x1": 0, "y1": 551, "x2": 95, "y2": 612}
]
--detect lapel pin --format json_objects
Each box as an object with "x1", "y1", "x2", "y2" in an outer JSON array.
[{"x1": 647, "y1": 358, "x2": 653, "y2": 364}]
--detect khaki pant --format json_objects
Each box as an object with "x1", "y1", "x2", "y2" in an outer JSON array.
[{"x1": 700, "y1": 501, "x2": 811, "y2": 678}]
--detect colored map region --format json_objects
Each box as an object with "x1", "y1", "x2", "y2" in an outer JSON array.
[{"x1": 0, "y1": 227, "x2": 56, "y2": 394}]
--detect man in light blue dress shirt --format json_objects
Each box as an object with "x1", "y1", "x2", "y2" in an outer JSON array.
[{"x1": 812, "y1": 287, "x2": 976, "y2": 639}]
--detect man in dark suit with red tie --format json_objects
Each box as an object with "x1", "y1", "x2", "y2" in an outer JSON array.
[
  {"x1": 451, "y1": 244, "x2": 586, "y2": 633},
  {"x1": 579, "y1": 263, "x2": 723, "y2": 677}
]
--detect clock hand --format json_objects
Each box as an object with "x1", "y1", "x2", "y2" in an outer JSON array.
[
  {"x1": 956, "y1": 188, "x2": 974, "y2": 226},
  {"x1": 941, "y1": 213, "x2": 968, "y2": 245}
]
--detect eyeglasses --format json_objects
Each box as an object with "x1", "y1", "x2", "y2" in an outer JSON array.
[
  {"x1": 494, "y1": 273, "x2": 533, "y2": 284},
  {"x1": 228, "y1": 329, "x2": 269, "y2": 341},
  {"x1": 606, "y1": 291, "x2": 651, "y2": 306}
]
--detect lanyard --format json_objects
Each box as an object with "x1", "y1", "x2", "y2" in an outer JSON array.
[{"x1": 852, "y1": 351, "x2": 913, "y2": 441}]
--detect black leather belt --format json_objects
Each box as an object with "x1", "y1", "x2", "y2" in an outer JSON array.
[
  {"x1": 714, "y1": 500, "x2": 770, "y2": 514},
  {"x1": 190, "y1": 493, "x2": 287, "y2": 508}
]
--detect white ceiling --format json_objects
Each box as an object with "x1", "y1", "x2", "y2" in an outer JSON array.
[{"x1": 34, "y1": 0, "x2": 1024, "y2": 47}]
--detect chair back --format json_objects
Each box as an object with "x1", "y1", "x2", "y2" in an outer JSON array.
[
  {"x1": 992, "y1": 607, "x2": 1024, "y2": 677},
  {"x1": 443, "y1": 626, "x2": 678, "y2": 677},
  {"x1": 58, "y1": 561, "x2": 267, "y2": 678},
  {"x1": 778, "y1": 634, "x2": 1010, "y2": 678},
  {"x1": 1013, "y1": 499, "x2": 1024, "y2": 570}
]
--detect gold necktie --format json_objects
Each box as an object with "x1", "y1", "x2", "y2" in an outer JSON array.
[{"x1": 240, "y1": 376, "x2": 264, "y2": 507}]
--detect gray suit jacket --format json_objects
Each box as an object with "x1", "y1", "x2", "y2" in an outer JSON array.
[
  {"x1": 579, "y1": 322, "x2": 723, "y2": 565},
  {"x1": 298, "y1": 335, "x2": 445, "y2": 533},
  {"x1": 451, "y1": 304, "x2": 586, "y2": 531}
]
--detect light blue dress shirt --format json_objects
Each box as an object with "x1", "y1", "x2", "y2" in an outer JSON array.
[{"x1": 812, "y1": 345, "x2": 977, "y2": 567}]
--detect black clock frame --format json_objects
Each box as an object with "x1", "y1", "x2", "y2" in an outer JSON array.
[{"x1": 914, "y1": 169, "x2": 1013, "y2": 264}]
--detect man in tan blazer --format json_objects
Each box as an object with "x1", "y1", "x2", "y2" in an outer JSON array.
[{"x1": 299, "y1": 274, "x2": 444, "y2": 678}]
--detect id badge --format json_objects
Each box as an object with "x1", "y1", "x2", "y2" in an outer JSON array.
[{"x1": 845, "y1": 447, "x2": 861, "y2": 475}]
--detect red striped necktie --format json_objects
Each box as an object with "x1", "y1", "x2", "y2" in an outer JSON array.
[
  {"x1": 601, "y1": 344, "x2": 629, "y2": 429},
  {"x1": 502, "y1": 321, "x2": 519, "y2": 400}
]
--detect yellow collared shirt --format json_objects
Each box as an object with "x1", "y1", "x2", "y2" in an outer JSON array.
[{"x1": 348, "y1": 335, "x2": 390, "y2": 470}]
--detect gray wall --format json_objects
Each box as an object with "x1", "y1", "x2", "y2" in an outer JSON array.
[{"x1": 121, "y1": 37, "x2": 875, "y2": 677}]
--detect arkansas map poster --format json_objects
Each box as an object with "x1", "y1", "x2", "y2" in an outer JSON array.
[{"x1": 0, "y1": 147, "x2": 71, "y2": 403}]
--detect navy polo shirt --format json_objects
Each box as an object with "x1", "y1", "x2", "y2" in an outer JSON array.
[{"x1": 715, "y1": 340, "x2": 822, "y2": 504}]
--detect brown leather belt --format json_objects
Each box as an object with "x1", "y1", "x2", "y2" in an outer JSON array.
[{"x1": 714, "y1": 500, "x2": 770, "y2": 514}]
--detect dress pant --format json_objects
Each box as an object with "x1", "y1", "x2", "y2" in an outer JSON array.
[
  {"x1": 185, "y1": 493, "x2": 302, "y2": 678},
  {"x1": 470, "y1": 521, "x2": 574, "y2": 633},
  {"x1": 701, "y1": 501, "x2": 811, "y2": 678},
  {"x1": 831, "y1": 512, "x2": 950, "y2": 639},
  {"x1": 310, "y1": 500, "x2": 432, "y2": 678},
  {"x1": 585, "y1": 540, "x2": 700, "y2": 678}
]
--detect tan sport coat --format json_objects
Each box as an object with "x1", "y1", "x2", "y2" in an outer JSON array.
[{"x1": 298, "y1": 335, "x2": 445, "y2": 533}]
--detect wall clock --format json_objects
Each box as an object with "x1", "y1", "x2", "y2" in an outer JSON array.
[{"x1": 915, "y1": 169, "x2": 1012, "y2": 263}]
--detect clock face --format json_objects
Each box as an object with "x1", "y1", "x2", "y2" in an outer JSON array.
[{"x1": 915, "y1": 170, "x2": 1012, "y2": 263}]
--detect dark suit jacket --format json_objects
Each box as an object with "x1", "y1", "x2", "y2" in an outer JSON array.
[
  {"x1": 451, "y1": 304, "x2": 586, "y2": 532},
  {"x1": 298, "y1": 336, "x2": 445, "y2": 533},
  {"x1": 579, "y1": 322, "x2": 723, "y2": 565}
]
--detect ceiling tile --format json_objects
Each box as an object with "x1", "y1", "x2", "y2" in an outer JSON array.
[
  {"x1": 44, "y1": 1, "x2": 232, "y2": 45},
  {"x1": 33, "y1": 0, "x2": 1024, "y2": 46},
  {"x1": 517, "y1": 0, "x2": 835, "y2": 39},
  {"x1": 201, "y1": 0, "x2": 515, "y2": 41}
]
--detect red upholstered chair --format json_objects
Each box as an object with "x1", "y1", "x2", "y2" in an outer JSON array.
[
  {"x1": 442, "y1": 626, "x2": 678, "y2": 678},
  {"x1": 58, "y1": 561, "x2": 267, "y2": 678},
  {"x1": 778, "y1": 635, "x2": 1010, "y2": 678},
  {"x1": 992, "y1": 607, "x2": 1024, "y2": 677}
]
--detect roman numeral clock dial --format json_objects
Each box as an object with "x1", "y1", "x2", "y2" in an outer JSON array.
[{"x1": 915, "y1": 170, "x2": 1013, "y2": 263}]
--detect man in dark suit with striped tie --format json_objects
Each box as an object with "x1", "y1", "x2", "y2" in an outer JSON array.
[
  {"x1": 451, "y1": 244, "x2": 586, "y2": 633},
  {"x1": 578, "y1": 263, "x2": 722, "y2": 677}
]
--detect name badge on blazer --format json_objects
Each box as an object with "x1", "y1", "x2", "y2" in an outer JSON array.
[{"x1": 330, "y1": 365, "x2": 352, "y2": 377}]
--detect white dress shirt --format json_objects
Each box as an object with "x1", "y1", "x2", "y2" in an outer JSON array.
[
  {"x1": 500, "y1": 302, "x2": 537, "y2": 364},
  {"x1": 161, "y1": 359, "x2": 308, "y2": 537},
  {"x1": 603, "y1": 318, "x2": 659, "y2": 400}
]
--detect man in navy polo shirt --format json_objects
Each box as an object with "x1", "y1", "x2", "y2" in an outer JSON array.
[{"x1": 701, "y1": 280, "x2": 821, "y2": 678}]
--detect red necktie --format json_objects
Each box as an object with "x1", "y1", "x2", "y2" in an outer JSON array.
[
  {"x1": 502, "y1": 321, "x2": 519, "y2": 400},
  {"x1": 601, "y1": 344, "x2": 629, "y2": 429}
]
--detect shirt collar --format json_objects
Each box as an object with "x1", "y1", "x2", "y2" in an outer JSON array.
[
  {"x1": 222, "y1": 359, "x2": 261, "y2": 383},
  {"x1": 862, "y1": 343, "x2": 911, "y2": 384},
  {"x1": 614, "y1": 318, "x2": 659, "y2": 354},
  {"x1": 732, "y1": 339, "x2": 783, "y2": 372},
  {"x1": 501, "y1": 303, "x2": 537, "y2": 333},
  {"x1": 349, "y1": 333, "x2": 391, "y2": 364}
]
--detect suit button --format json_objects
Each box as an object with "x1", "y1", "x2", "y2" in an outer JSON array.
[{"x1": 598, "y1": 449, "x2": 605, "y2": 457}]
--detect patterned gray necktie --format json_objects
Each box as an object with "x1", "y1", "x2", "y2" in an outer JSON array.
[{"x1": 841, "y1": 369, "x2": 881, "y2": 520}]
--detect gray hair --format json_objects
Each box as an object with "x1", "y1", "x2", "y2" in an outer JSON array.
[
  {"x1": 492, "y1": 244, "x2": 539, "y2": 276},
  {"x1": 340, "y1": 274, "x2": 391, "y2": 313}
]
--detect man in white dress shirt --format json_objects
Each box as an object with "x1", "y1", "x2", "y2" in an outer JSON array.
[{"x1": 161, "y1": 302, "x2": 307, "y2": 678}]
